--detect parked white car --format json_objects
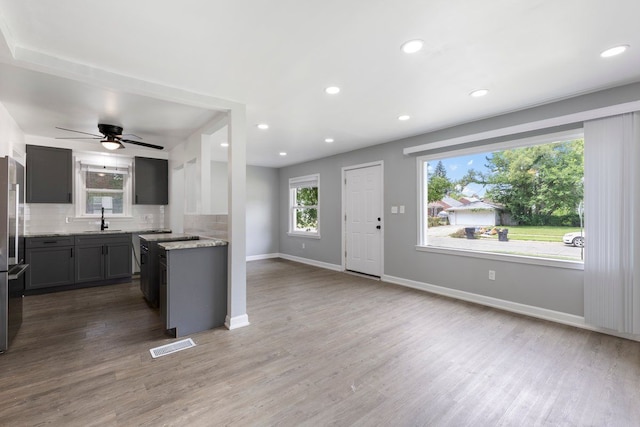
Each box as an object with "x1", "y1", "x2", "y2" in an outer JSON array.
[{"x1": 563, "y1": 231, "x2": 585, "y2": 247}]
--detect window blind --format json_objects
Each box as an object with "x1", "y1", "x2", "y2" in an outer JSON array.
[{"x1": 583, "y1": 112, "x2": 640, "y2": 334}]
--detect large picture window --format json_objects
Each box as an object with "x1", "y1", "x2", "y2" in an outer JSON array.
[
  {"x1": 418, "y1": 132, "x2": 584, "y2": 263},
  {"x1": 288, "y1": 174, "x2": 320, "y2": 237}
]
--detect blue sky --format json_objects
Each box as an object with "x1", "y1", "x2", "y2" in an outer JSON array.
[{"x1": 427, "y1": 151, "x2": 492, "y2": 197}]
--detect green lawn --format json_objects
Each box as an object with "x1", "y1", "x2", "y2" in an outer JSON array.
[{"x1": 482, "y1": 226, "x2": 581, "y2": 242}]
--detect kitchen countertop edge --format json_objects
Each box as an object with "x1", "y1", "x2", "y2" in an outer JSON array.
[
  {"x1": 25, "y1": 229, "x2": 172, "y2": 238},
  {"x1": 158, "y1": 239, "x2": 228, "y2": 250}
]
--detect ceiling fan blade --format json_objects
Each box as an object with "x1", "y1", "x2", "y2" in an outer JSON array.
[
  {"x1": 55, "y1": 127, "x2": 102, "y2": 138},
  {"x1": 121, "y1": 139, "x2": 164, "y2": 150},
  {"x1": 55, "y1": 137, "x2": 102, "y2": 140},
  {"x1": 120, "y1": 133, "x2": 142, "y2": 140}
]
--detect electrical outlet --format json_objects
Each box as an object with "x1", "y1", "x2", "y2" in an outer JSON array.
[
  {"x1": 302, "y1": 243, "x2": 305, "y2": 249},
  {"x1": 489, "y1": 270, "x2": 496, "y2": 281}
]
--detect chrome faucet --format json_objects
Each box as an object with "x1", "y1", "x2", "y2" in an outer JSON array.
[{"x1": 101, "y1": 207, "x2": 108, "y2": 231}]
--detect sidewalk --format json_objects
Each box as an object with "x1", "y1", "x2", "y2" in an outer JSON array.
[{"x1": 427, "y1": 226, "x2": 583, "y2": 261}]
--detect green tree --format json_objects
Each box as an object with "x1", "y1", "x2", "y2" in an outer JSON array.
[
  {"x1": 295, "y1": 187, "x2": 318, "y2": 231},
  {"x1": 427, "y1": 161, "x2": 453, "y2": 202},
  {"x1": 483, "y1": 139, "x2": 584, "y2": 225},
  {"x1": 433, "y1": 160, "x2": 447, "y2": 178}
]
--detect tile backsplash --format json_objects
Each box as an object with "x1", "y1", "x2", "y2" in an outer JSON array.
[
  {"x1": 183, "y1": 214, "x2": 228, "y2": 240},
  {"x1": 25, "y1": 204, "x2": 165, "y2": 234}
]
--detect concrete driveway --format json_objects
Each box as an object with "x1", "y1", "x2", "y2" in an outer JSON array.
[{"x1": 427, "y1": 225, "x2": 584, "y2": 261}]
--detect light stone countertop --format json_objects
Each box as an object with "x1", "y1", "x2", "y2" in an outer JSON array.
[
  {"x1": 25, "y1": 229, "x2": 171, "y2": 238},
  {"x1": 138, "y1": 233, "x2": 199, "y2": 242},
  {"x1": 158, "y1": 238, "x2": 228, "y2": 251}
]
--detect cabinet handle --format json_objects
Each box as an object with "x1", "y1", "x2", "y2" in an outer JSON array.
[
  {"x1": 68, "y1": 192, "x2": 71, "y2": 202},
  {"x1": 43, "y1": 240, "x2": 57, "y2": 244},
  {"x1": 135, "y1": 195, "x2": 138, "y2": 204},
  {"x1": 70, "y1": 248, "x2": 74, "y2": 258}
]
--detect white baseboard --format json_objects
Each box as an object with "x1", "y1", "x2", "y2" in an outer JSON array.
[
  {"x1": 225, "y1": 314, "x2": 250, "y2": 330},
  {"x1": 277, "y1": 253, "x2": 343, "y2": 272},
  {"x1": 246, "y1": 253, "x2": 280, "y2": 262},
  {"x1": 382, "y1": 274, "x2": 640, "y2": 342}
]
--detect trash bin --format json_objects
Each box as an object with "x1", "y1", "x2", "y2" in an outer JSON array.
[
  {"x1": 464, "y1": 227, "x2": 476, "y2": 239},
  {"x1": 498, "y1": 229, "x2": 509, "y2": 242}
]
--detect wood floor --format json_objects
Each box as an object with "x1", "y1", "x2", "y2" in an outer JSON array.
[{"x1": 1, "y1": 259, "x2": 639, "y2": 426}]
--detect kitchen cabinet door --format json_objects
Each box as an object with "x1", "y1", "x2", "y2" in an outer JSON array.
[
  {"x1": 25, "y1": 246, "x2": 75, "y2": 289},
  {"x1": 134, "y1": 157, "x2": 168, "y2": 205},
  {"x1": 26, "y1": 145, "x2": 73, "y2": 203},
  {"x1": 105, "y1": 240, "x2": 132, "y2": 279},
  {"x1": 75, "y1": 244, "x2": 105, "y2": 283},
  {"x1": 75, "y1": 233, "x2": 132, "y2": 282}
]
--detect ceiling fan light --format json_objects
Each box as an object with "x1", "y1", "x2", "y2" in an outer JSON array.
[{"x1": 101, "y1": 139, "x2": 123, "y2": 150}]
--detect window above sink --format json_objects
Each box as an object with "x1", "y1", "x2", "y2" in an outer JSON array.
[{"x1": 74, "y1": 154, "x2": 133, "y2": 219}]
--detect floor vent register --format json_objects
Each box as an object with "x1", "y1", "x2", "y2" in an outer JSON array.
[{"x1": 149, "y1": 338, "x2": 196, "y2": 358}]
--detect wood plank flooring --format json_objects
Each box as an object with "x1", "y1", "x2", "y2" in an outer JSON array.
[{"x1": 1, "y1": 258, "x2": 639, "y2": 426}]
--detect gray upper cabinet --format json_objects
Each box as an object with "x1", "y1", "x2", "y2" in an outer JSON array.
[
  {"x1": 26, "y1": 145, "x2": 73, "y2": 203},
  {"x1": 134, "y1": 157, "x2": 168, "y2": 205}
]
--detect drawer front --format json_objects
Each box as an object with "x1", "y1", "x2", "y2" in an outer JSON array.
[
  {"x1": 75, "y1": 233, "x2": 132, "y2": 246},
  {"x1": 25, "y1": 236, "x2": 74, "y2": 248}
]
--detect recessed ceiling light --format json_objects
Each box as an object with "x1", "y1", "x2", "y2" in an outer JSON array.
[
  {"x1": 325, "y1": 138, "x2": 334, "y2": 143},
  {"x1": 279, "y1": 152, "x2": 287, "y2": 156},
  {"x1": 600, "y1": 45, "x2": 629, "y2": 58},
  {"x1": 470, "y1": 89, "x2": 489, "y2": 98},
  {"x1": 398, "y1": 115, "x2": 411, "y2": 121},
  {"x1": 220, "y1": 142, "x2": 229, "y2": 147},
  {"x1": 401, "y1": 39, "x2": 424, "y2": 54},
  {"x1": 325, "y1": 86, "x2": 341, "y2": 95},
  {"x1": 257, "y1": 123, "x2": 269, "y2": 130}
]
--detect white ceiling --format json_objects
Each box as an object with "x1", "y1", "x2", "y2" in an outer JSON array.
[{"x1": 0, "y1": 0, "x2": 639, "y2": 167}]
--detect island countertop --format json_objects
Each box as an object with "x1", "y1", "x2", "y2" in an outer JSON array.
[
  {"x1": 138, "y1": 232, "x2": 199, "y2": 242},
  {"x1": 158, "y1": 238, "x2": 228, "y2": 251}
]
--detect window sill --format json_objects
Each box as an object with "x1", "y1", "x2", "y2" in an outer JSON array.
[
  {"x1": 287, "y1": 232, "x2": 321, "y2": 239},
  {"x1": 75, "y1": 215, "x2": 134, "y2": 220},
  {"x1": 415, "y1": 245, "x2": 584, "y2": 270}
]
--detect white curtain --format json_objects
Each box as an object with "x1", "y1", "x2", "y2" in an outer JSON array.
[{"x1": 584, "y1": 112, "x2": 640, "y2": 334}]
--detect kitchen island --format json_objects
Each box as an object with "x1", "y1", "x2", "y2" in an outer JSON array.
[
  {"x1": 138, "y1": 232, "x2": 199, "y2": 306},
  {"x1": 158, "y1": 238, "x2": 228, "y2": 337}
]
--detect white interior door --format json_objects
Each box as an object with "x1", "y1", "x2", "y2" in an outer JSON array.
[{"x1": 345, "y1": 164, "x2": 382, "y2": 276}]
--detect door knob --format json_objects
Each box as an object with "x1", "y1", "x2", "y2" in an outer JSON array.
[{"x1": 376, "y1": 225, "x2": 381, "y2": 229}]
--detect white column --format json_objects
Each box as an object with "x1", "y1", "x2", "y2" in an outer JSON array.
[
  {"x1": 225, "y1": 105, "x2": 249, "y2": 329},
  {"x1": 200, "y1": 133, "x2": 212, "y2": 214}
]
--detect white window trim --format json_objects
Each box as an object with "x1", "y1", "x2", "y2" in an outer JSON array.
[
  {"x1": 75, "y1": 159, "x2": 133, "y2": 218},
  {"x1": 288, "y1": 173, "x2": 320, "y2": 238},
  {"x1": 416, "y1": 129, "x2": 584, "y2": 270}
]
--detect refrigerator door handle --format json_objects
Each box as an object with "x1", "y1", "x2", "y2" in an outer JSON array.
[{"x1": 14, "y1": 184, "x2": 19, "y2": 263}]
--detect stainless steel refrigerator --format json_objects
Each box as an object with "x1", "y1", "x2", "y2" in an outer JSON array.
[{"x1": 0, "y1": 156, "x2": 28, "y2": 353}]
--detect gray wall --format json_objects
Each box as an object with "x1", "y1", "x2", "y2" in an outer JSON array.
[
  {"x1": 247, "y1": 165, "x2": 280, "y2": 257},
  {"x1": 278, "y1": 81, "x2": 640, "y2": 317}
]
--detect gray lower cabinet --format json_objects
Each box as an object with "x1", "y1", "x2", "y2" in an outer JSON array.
[
  {"x1": 159, "y1": 245, "x2": 227, "y2": 337},
  {"x1": 75, "y1": 234, "x2": 132, "y2": 283},
  {"x1": 25, "y1": 237, "x2": 75, "y2": 290},
  {"x1": 25, "y1": 233, "x2": 132, "y2": 291}
]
